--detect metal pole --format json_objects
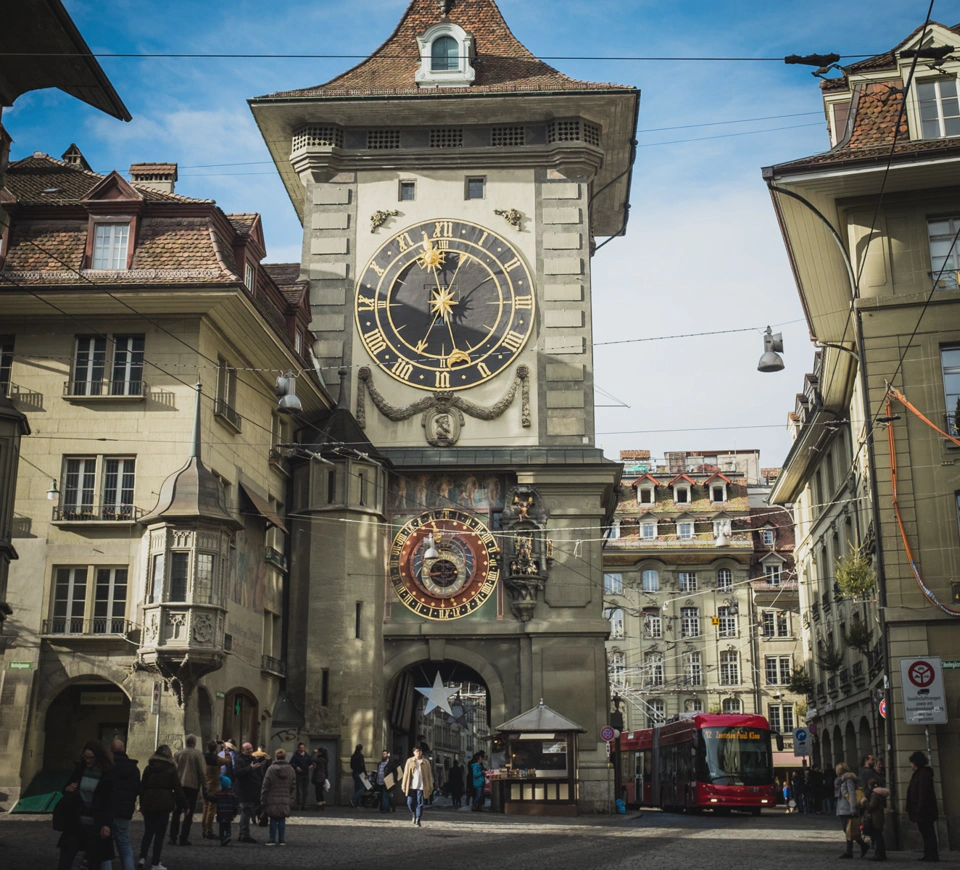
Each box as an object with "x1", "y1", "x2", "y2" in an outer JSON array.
[
  {"x1": 925, "y1": 725, "x2": 931, "y2": 761},
  {"x1": 155, "y1": 686, "x2": 161, "y2": 749}
]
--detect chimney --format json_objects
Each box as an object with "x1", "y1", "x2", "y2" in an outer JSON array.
[
  {"x1": 129, "y1": 162, "x2": 178, "y2": 194},
  {"x1": 61, "y1": 144, "x2": 91, "y2": 171}
]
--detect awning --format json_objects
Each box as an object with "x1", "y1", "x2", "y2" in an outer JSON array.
[
  {"x1": 773, "y1": 751, "x2": 804, "y2": 767},
  {"x1": 240, "y1": 482, "x2": 287, "y2": 533}
]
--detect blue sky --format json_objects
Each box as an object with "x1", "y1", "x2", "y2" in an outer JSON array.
[{"x1": 6, "y1": 0, "x2": 957, "y2": 470}]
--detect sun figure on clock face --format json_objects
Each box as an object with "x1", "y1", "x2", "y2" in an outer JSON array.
[{"x1": 355, "y1": 219, "x2": 536, "y2": 391}]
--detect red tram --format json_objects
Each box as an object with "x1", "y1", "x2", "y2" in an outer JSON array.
[{"x1": 619, "y1": 714, "x2": 780, "y2": 814}]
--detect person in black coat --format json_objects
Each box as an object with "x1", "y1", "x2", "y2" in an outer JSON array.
[
  {"x1": 233, "y1": 742, "x2": 264, "y2": 843},
  {"x1": 350, "y1": 745, "x2": 366, "y2": 808},
  {"x1": 905, "y1": 751, "x2": 939, "y2": 862},
  {"x1": 109, "y1": 738, "x2": 140, "y2": 870},
  {"x1": 56, "y1": 739, "x2": 116, "y2": 870},
  {"x1": 448, "y1": 761, "x2": 465, "y2": 809}
]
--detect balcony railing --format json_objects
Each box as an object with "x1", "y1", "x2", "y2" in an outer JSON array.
[
  {"x1": 265, "y1": 547, "x2": 287, "y2": 571},
  {"x1": 53, "y1": 504, "x2": 143, "y2": 522},
  {"x1": 214, "y1": 398, "x2": 242, "y2": 430},
  {"x1": 261, "y1": 655, "x2": 287, "y2": 677},
  {"x1": 42, "y1": 617, "x2": 136, "y2": 637},
  {"x1": 930, "y1": 269, "x2": 960, "y2": 291},
  {"x1": 64, "y1": 379, "x2": 147, "y2": 398},
  {"x1": 839, "y1": 667, "x2": 851, "y2": 687}
]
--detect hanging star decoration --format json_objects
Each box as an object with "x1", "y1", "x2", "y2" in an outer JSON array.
[{"x1": 416, "y1": 673, "x2": 455, "y2": 716}]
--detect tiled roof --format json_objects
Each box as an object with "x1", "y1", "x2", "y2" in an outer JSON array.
[
  {"x1": 615, "y1": 480, "x2": 750, "y2": 519},
  {"x1": 842, "y1": 22, "x2": 960, "y2": 74},
  {"x1": 226, "y1": 213, "x2": 258, "y2": 234},
  {"x1": 620, "y1": 450, "x2": 651, "y2": 460},
  {"x1": 3, "y1": 153, "x2": 210, "y2": 204},
  {"x1": 259, "y1": 0, "x2": 631, "y2": 99},
  {"x1": 263, "y1": 263, "x2": 307, "y2": 305}
]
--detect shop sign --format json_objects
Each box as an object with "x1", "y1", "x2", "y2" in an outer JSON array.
[
  {"x1": 80, "y1": 692, "x2": 125, "y2": 706},
  {"x1": 8, "y1": 661, "x2": 31, "y2": 670},
  {"x1": 899, "y1": 657, "x2": 948, "y2": 725}
]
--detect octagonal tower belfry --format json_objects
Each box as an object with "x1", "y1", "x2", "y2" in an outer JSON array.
[{"x1": 250, "y1": 0, "x2": 638, "y2": 811}]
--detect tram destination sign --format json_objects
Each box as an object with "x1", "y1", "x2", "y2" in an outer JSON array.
[{"x1": 899, "y1": 657, "x2": 948, "y2": 725}]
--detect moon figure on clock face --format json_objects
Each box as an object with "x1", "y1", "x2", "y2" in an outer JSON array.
[{"x1": 356, "y1": 219, "x2": 536, "y2": 391}]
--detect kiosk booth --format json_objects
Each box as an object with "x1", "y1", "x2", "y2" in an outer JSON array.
[{"x1": 490, "y1": 701, "x2": 584, "y2": 817}]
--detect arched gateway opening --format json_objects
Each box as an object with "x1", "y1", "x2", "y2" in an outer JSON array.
[
  {"x1": 387, "y1": 660, "x2": 492, "y2": 794},
  {"x1": 43, "y1": 680, "x2": 130, "y2": 771}
]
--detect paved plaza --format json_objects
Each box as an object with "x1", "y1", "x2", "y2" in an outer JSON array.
[{"x1": 1, "y1": 807, "x2": 956, "y2": 870}]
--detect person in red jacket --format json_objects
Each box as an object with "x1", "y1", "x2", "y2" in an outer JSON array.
[{"x1": 905, "y1": 751, "x2": 939, "y2": 862}]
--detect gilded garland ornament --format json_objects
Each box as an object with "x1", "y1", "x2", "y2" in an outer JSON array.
[
  {"x1": 389, "y1": 508, "x2": 500, "y2": 620},
  {"x1": 355, "y1": 219, "x2": 536, "y2": 392}
]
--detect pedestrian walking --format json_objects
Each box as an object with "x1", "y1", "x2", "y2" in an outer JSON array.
[
  {"x1": 401, "y1": 746, "x2": 434, "y2": 828},
  {"x1": 863, "y1": 777, "x2": 890, "y2": 862},
  {"x1": 170, "y1": 735, "x2": 204, "y2": 846},
  {"x1": 350, "y1": 744, "x2": 366, "y2": 808},
  {"x1": 374, "y1": 749, "x2": 398, "y2": 813},
  {"x1": 290, "y1": 742, "x2": 313, "y2": 811},
  {"x1": 201, "y1": 740, "x2": 225, "y2": 840},
  {"x1": 835, "y1": 762, "x2": 868, "y2": 860},
  {"x1": 311, "y1": 748, "x2": 329, "y2": 811},
  {"x1": 873, "y1": 757, "x2": 887, "y2": 788},
  {"x1": 448, "y1": 760, "x2": 464, "y2": 809},
  {"x1": 137, "y1": 744, "x2": 186, "y2": 870},
  {"x1": 782, "y1": 777, "x2": 793, "y2": 813},
  {"x1": 858, "y1": 754, "x2": 877, "y2": 792},
  {"x1": 110, "y1": 738, "x2": 140, "y2": 870},
  {"x1": 55, "y1": 739, "x2": 116, "y2": 870},
  {"x1": 905, "y1": 751, "x2": 939, "y2": 862},
  {"x1": 233, "y1": 742, "x2": 264, "y2": 843},
  {"x1": 215, "y1": 775, "x2": 239, "y2": 846},
  {"x1": 470, "y1": 751, "x2": 487, "y2": 812},
  {"x1": 261, "y1": 748, "x2": 296, "y2": 846}
]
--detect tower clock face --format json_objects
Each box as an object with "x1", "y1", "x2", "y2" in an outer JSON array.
[
  {"x1": 356, "y1": 219, "x2": 536, "y2": 391},
  {"x1": 390, "y1": 509, "x2": 500, "y2": 620}
]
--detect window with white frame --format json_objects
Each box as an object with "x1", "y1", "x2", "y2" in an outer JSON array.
[
  {"x1": 646, "y1": 698, "x2": 665, "y2": 728},
  {"x1": 718, "y1": 605, "x2": 738, "y2": 637},
  {"x1": 928, "y1": 219, "x2": 960, "y2": 290},
  {"x1": 603, "y1": 572, "x2": 623, "y2": 595},
  {"x1": 716, "y1": 568, "x2": 733, "y2": 591},
  {"x1": 59, "y1": 456, "x2": 136, "y2": 521},
  {"x1": 111, "y1": 335, "x2": 144, "y2": 395},
  {"x1": 768, "y1": 703, "x2": 795, "y2": 733},
  {"x1": 761, "y1": 528, "x2": 775, "y2": 546},
  {"x1": 687, "y1": 698, "x2": 704, "y2": 713},
  {"x1": 399, "y1": 180, "x2": 416, "y2": 202},
  {"x1": 710, "y1": 484, "x2": 726, "y2": 502},
  {"x1": 722, "y1": 697, "x2": 742, "y2": 714},
  {"x1": 216, "y1": 356, "x2": 240, "y2": 429},
  {"x1": 641, "y1": 522, "x2": 658, "y2": 540},
  {"x1": 72, "y1": 336, "x2": 106, "y2": 396},
  {"x1": 244, "y1": 261, "x2": 255, "y2": 293},
  {"x1": 681, "y1": 606, "x2": 700, "y2": 637},
  {"x1": 719, "y1": 651, "x2": 740, "y2": 685},
  {"x1": 941, "y1": 346, "x2": 960, "y2": 432},
  {"x1": 93, "y1": 567, "x2": 129, "y2": 633},
  {"x1": 685, "y1": 651, "x2": 703, "y2": 686},
  {"x1": 92, "y1": 222, "x2": 130, "y2": 270},
  {"x1": 61, "y1": 457, "x2": 96, "y2": 519},
  {"x1": 643, "y1": 609, "x2": 662, "y2": 638},
  {"x1": 0, "y1": 336, "x2": 13, "y2": 396},
  {"x1": 762, "y1": 610, "x2": 790, "y2": 638},
  {"x1": 677, "y1": 522, "x2": 694, "y2": 540},
  {"x1": 609, "y1": 520, "x2": 621, "y2": 540},
  {"x1": 51, "y1": 567, "x2": 88, "y2": 633},
  {"x1": 608, "y1": 651, "x2": 625, "y2": 689},
  {"x1": 918, "y1": 77, "x2": 960, "y2": 139},
  {"x1": 678, "y1": 572, "x2": 697, "y2": 593},
  {"x1": 645, "y1": 653, "x2": 664, "y2": 688},
  {"x1": 765, "y1": 655, "x2": 792, "y2": 685},
  {"x1": 763, "y1": 563, "x2": 783, "y2": 585},
  {"x1": 101, "y1": 457, "x2": 136, "y2": 519},
  {"x1": 642, "y1": 569, "x2": 659, "y2": 592},
  {"x1": 767, "y1": 704, "x2": 782, "y2": 732},
  {"x1": 638, "y1": 486, "x2": 654, "y2": 505},
  {"x1": 416, "y1": 23, "x2": 476, "y2": 87},
  {"x1": 606, "y1": 607, "x2": 624, "y2": 639},
  {"x1": 673, "y1": 485, "x2": 690, "y2": 504},
  {"x1": 50, "y1": 565, "x2": 128, "y2": 634},
  {"x1": 431, "y1": 35, "x2": 459, "y2": 71}
]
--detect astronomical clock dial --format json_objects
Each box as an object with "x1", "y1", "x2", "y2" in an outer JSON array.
[
  {"x1": 389, "y1": 508, "x2": 500, "y2": 620},
  {"x1": 356, "y1": 219, "x2": 536, "y2": 391}
]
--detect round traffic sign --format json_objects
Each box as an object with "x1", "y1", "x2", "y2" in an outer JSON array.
[
  {"x1": 907, "y1": 661, "x2": 935, "y2": 688},
  {"x1": 794, "y1": 728, "x2": 808, "y2": 743},
  {"x1": 879, "y1": 699, "x2": 887, "y2": 719},
  {"x1": 601, "y1": 726, "x2": 615, "y2": 742}
]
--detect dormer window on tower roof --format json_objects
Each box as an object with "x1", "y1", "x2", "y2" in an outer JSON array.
[{"x1": 416, "y1": 22, "x2": 476, "y2": 88}]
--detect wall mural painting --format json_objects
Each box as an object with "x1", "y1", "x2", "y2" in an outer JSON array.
[
  {"x1": 389, "y1": 473, "x2": 506, "y2": 516},
  {"x1": 227, "y1": 529, "x2": 266, "y2": 613}
]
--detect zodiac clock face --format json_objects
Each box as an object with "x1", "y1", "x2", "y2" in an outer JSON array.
[
  {"x1": 356, "y1": 219, "x2": 536, "y2": 391},
  {"x1": 389, "y1": 509, "x2": 500, "y2": 620}
]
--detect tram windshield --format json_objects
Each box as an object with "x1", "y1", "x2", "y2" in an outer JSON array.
[{"x1": 696, "y1": 726, "x2": 773, "y2": 786}]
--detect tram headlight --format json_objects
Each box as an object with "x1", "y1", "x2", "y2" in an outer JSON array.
[
  {"x1": 710, "y1": 798, "x2": 718, "y2": 803},
  {"x1": 761, "y1": 799, "x2": 769, "y2": 804}
]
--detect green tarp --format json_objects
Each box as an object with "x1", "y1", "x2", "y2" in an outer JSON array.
[{"x1": 10, "y1": 769, "x2": 71, "y2": 813}]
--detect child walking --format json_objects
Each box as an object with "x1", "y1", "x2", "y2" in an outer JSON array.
[{"x1": 215, "y1": 775, "x2": 239, "y2": 846}]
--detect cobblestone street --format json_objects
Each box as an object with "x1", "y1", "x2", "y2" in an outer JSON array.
[{"x1": 1, "y1": 808, "x2": 956, "y2": 870}]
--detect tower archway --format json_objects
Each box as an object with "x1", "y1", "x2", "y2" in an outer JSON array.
[{"x1": 42, "y1": 678, "x2": 130, "y2": 772}]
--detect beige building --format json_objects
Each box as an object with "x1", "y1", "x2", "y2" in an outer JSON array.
[
  {"x1": 0, "y1": 150, "x2": 332, "y2": 809},
  {"x1": 765, "y1": 22, "x2": 960, "y2": 850},
  {"x1": 603, "y1": 449, "x2": 803, "y2": 772}
]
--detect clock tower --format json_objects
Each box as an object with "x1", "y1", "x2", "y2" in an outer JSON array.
[{"x1": 251, "y1": 0, "x2": 638, "y2": 812}]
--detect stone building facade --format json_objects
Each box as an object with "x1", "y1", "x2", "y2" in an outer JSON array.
[
  {"x1": 250, "y1": 0, "x2": 638, "y2": 812},
  {"x1": 765, "y1": 22, "x2": 960, "y2": 850},
  {"x1": 0, "y1": 150, "x2": 332, "y2": 808}
]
